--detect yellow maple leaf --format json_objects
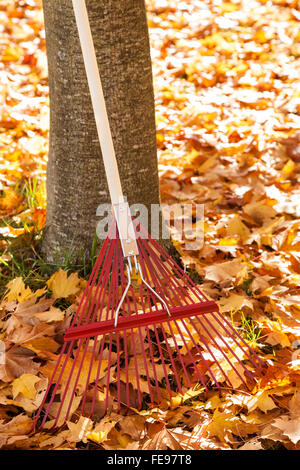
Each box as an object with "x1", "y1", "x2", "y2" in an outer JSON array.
[
  {"x1": 207, "y1": 409, "x2": 258, "y2": 443},
  {"x1": 225, "y1": 215, "x2": 250, "y2": 243},
  {"x1": 25, "y1": 337, "x2": 60, "y2": 354},
  {"x1": 5, "y1": 277, "x2": 46, "y2": 303},
  {"x1": 67, "y1": 416, "x2": 93, "y2": 443},
  {"x1": 171, "y1": 388, "x2": 204, "y2": 407},
  {"x1": 245, "y1": 390, "x2": 277, "y2": 413},
  {"x1": 87, "y1": 431, "x2": 108, "y2": 444},
  {"x1": 41, "y1": 352, "x2": 108, "y2": 390},
  {"x1": 46, "y1": 269, "x2": 81, "y2": 299},
  {"x1": 12, "y1": 374, "x2": 40, "y2": 400},
  {"x1": 282, "y1": 159, "x2": 296, "y2": 176}
]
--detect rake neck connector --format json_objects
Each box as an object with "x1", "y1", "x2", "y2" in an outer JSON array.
[{"x1": 113, "y1": 201, "x2": 139, "y2": 258}]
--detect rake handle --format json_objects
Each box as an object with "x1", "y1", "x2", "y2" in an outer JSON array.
[
  {"x1": 72, "y1": 0, "x2": 123, "y2": 206},
  {"x1": 72, "y1": 0, "x2": 139, "y2": 257}
]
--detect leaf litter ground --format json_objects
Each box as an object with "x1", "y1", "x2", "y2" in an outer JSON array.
[{"x1": 0, "y1": 0, "x2": 300, "y2": 450}]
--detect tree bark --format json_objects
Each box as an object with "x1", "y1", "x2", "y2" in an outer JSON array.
[{"x1": 42, "y1": 0, "x2": 160, "y2": 263}]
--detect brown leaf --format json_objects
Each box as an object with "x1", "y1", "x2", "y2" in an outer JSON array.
[{"x1": 0, "y1": 345, "x2": 39, "y2": 382}]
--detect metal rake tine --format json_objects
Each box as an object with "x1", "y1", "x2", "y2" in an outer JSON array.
[
  {"x1": 41, "y1": 340, "x2": 75, "y2": 429},
  {"x1": 172, "y1": 319, "x2": 209, "y2": 391},
  {"x1": 212, "y1": 312, "x2": 265, "y2": 371},
  {"x1": 131, "y1": 328, "x2": 142, "y2": 409},
  {"x1": 137, "y1": 229, "x2": 209, "y2": 302},
  {"x1": 105, "y1": 333, "x2": 113, "y2": 411},
  {"x1": 138, "y1": 327, "x2": 154, "y2": 405},
  {"x1": 80, "y1": 335, "x2": 100, "y2": 414},
  {"x1": 137, "y1": 248, "x2": 183, "y2": 393},
  {"x1": 104, "y1": 237, "x2": 120, "y2": 409},
  {"x1": 199, "y1": 313, "x2": 260, "y2": 381},
  {"x1": 195, "y1": 315, "x2": 252, "y2": 387},
  {"x1": 116, "y1": 331, "x2": 121, "y2": 412},
  {"x1": 138, "y1": 246, "x2": 192, "y2": 389},
  {"x1": 188, "y1": 317, "x2": 233, "y2": 388},
  {"x1": 145, "y1": 326, "x2": 162, "y2": 403},
  {"x1": 64, "y1": 338, "x2": 92, "y2": 422},
  {"x1": 85, "y1": 238, "x2": 118, "y2": 325},
  {"x1": 64, "y1": 241, "x2": 118, "y2": 419},
  {"x1": 180, "y1": 318, "x2": 221, "y2": 389},
  {"x1": 90, "y1": 334, "x2": 106, "y2": 417},
  {"x1": 139, "y1": 236, "x2": 189, "y2": 306},
  {"x1": 153, "y1": 324, "x2": 173, "y2": 398},
  {"x1": 35, "y1": 341, "x2": 68, "y2": 428},
  {"x1": 73, "y1": 225, "x2": 114, "y2": 327},
  {"x1": 54, "y1": 337, "x2": 86, "y2": 427},
  {"x1": 160, "y1": 322, "x2": 187, "y2": 391},
  {"x1": 90, "y1": 241, "x2": 117, "y2": 416},
  {"x1": 96, "y1": 237, "x2": 118, "y2": 323},
  {"x1": 124, "y1": 330, "x2": 130, "y2": 408}
]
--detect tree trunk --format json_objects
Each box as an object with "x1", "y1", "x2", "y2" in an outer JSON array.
[{"x1": 42, "y1": 0, "x2": 160, "y2": 263}]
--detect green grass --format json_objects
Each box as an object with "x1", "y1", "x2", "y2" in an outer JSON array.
[
  {"x1": 0, "y1": 174, "x2": 101, "y2": 298},
  {"x1": 240, "y1": 312, "x2": 262, "y2": 342},
  {"x1": 21, "y1": 178, "x2": 41, "y2": 209},
  {"x1": 0, "y1": 226, "x2": 99, "y2": 298}
]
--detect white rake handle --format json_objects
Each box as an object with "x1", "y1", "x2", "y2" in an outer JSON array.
[
  {"x1": 72, "y1": 0, "x2": 139, "y2": 258},
  {"x1": 72, "y1": 0, "x2": 123, "y2": 206}
]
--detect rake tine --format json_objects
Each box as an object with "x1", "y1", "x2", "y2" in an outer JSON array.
[
  {"x1": 85, "y1": 239, "x2": 117, "y2": 325},
  {"x1": 138, "y1": 327, "x2": 154, "y2": 405},
  {"x1": 180, "y1": 318, "x2": 220, "y2": 389},
  {"x1": 131, "y1": 328, "x2": 142, "y2": 409},
  {"x1": 104, "y1": 235, "x2": 120, "y2": 410},
  {"x1": 96, "y1": 238, "x2": 118, "y2": 323},
  {"x1": 188, "y1": 317, "x2": 232, "y2": 387},
  {"x1": 212, "y1": 312, "x2": 265, "y2": 371},
  {"x1": 41, "y1": 341, "x2": 74, "y2": 428},
  {"x1": 200, "y1": 313, "x2": 259, "y2": 380},
  {"x1": 172, "y1": 319, "x2": 208, "y2": 391},
  {"x1": 105, "y1": 333, "x2": 113, "y2": 411},
  {"x1": 79, "y1": 240, "x2": 117, "y2": 415},
  {"x1": 65, "y1": 241, "x2": 117, "y2": 420},
  {"x1": 153, "y1": 325, "x2": 173, "y2": 398},
  {"x1": 146, "y1": 326, "x2": 162, "y2": 403},
  {"x1": 74, "y1": 224, "x2": 114, "y2": 326},
  {"x1": 160, "y1": 322, "x2": 186, "y2": 392},
  {"x1": 81, "y1": 335, "x2": 99, "y2": 414},
  {"x1": 137, "y1": 245, "x2": 183, "y2": 393},
  {"x1": 195, "y1": 315, "x2": 251, "y2": 387},
  {"x1": 64, "y1": 338, "x2": 91, "y2": 422},
  {"x1": 90, "y1": 334, "x2": 106, "y2": 417},
  {"x1": 42, "y1": 340, "x2": 75, "y2": 429},
  {"x1": 164, "y1": 320, "x2": 193, "y2": 388},
  {"x1": 90, "y1": 241, "x2": 118, "y2": 415},
  {"x1": 138, "y1": 229, "x2": 208, "y2": 302},
  {"x1": 116, "y1": 331, "x2": 121, "y2": 412},
  {"x1": 139, "y1": 237, "x2": 189, "y2": 306},
  {"x1": 54, "y1": 337, "x2": 86, "y2": 427},
  {"x1": 124, "y1": 330, "x2": 130, "y2": 408},
  {"x1": 141, "y1": 228, "x2": 208, "y2": 302},
  {"x1": 35, "y1": 341, "x2": 68, "y2": 429},
  {"x1": 138, "y1": 244, "x2": 192, "y2": 390}
]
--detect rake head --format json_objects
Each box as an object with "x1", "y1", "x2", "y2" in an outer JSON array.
[{"x1": 35, "y1": 221, "x2": 265, "y2": 430}]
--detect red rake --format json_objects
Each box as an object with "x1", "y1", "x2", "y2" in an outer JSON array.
[{"x1": 35, "y1": 0, "x2": 265, "y2": 430}]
